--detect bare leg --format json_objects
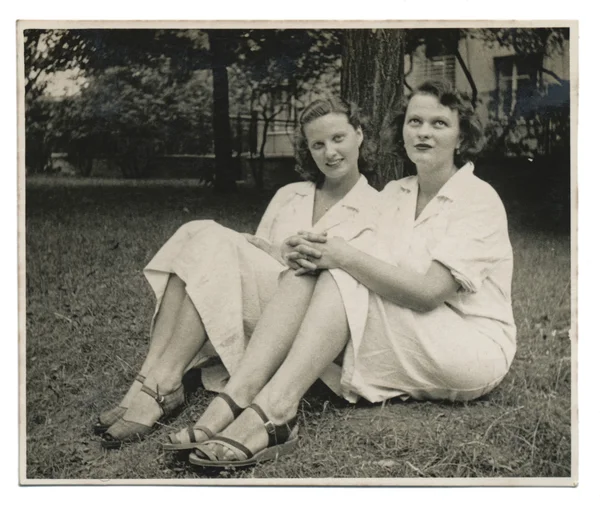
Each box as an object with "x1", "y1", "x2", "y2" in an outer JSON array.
[
  {"x1": 170, "y1": 270, "x2": 319, "y2": 443},
  {"x1": 119, "y1": 293, "x2": 209, "y2": 427},
  {"x1": 202, "y1": 271, "x2": 350, "y2": 459},
  {"x1": 118, "y1": 274, "x2": 190, "y2": 408}
]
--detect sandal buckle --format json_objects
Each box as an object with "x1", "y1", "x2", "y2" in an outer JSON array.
[{"x1": 264, "y1": 421, "x2": 276, "y2": 435}]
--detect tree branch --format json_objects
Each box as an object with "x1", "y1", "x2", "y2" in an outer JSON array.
[
  {"x1": 454, "y1": 48, "x2": 478, "y2": 107},
  {"x1": 541, "y1": 67, "x2": 568, "y2": 86}
]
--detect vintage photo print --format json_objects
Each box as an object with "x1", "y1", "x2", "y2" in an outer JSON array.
[{"x1": 18, "y1": 19, "x2": 577, "y2": 486}]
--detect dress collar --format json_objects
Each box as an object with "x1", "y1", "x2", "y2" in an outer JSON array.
[
  {"x1": 294, "y1": 174, "x2": 371, "y2": 211},
  {"x1": 397, "y1": 162, "x2": 475, "y2": 203}
]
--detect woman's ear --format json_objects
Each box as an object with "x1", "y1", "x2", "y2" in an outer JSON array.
[{"x1": 356, "y1": 126, "x2": 364, "y2": 147}]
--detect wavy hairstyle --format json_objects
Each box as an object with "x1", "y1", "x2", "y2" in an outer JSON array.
[
  {"x1": 294, "y1": 97, "x2": 376, "y2": 185},
  {"x1": 387, "y1": 80, "x2": 484, "y2": 168}
]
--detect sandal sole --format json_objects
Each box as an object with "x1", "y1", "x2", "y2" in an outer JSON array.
[
  {"x1": 101, "y1": 439, "x2": 124, "y2": 450},
  {"x1": 93, "y1": 407, "x2": 127, "y2": 435},
  {"x1": 188, "y1": 437, "x2": 299, "y2": 468}
]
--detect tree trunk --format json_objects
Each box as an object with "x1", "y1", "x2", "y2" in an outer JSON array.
[
  {"x1": 208, "y1": 30, "x2": 237, "y2": 193},
  {"x1": 341, "y1": 29, "x2": 406, "y2": 189}
]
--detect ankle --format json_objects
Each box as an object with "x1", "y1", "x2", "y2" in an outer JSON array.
[
  {"x1": 145, "y1": 368, "x2": 183, "y2": 394},
  {"x1": 253, "y1": 392, "x2": 299, "y2": 424},
  {"x1": 226, "y1": 382, "x2": 263, "y2": 409}
]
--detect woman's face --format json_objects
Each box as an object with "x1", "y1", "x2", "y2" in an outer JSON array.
[
  {"x1": 304, "y1": 113, "x2": 363, "y2": 182},
  {"x1": 402, "y1": 93, "x2": 462, "y2": 170}
]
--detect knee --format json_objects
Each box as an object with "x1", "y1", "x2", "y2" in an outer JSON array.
[
  {"x1": 311, "y1": 271, "x2": 346, "y2": 316},
  {"x1": 314, "y1": 270, "x2": 338, "y2": 294},
  {"x1": 175, "y1": 220, "x2": 218, "y2": 237}
]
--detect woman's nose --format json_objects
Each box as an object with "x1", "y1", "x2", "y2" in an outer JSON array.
[
  {"x1": 324, "y1": 142, "x2": 336, "y2": 157},
  {"x1": 417, "y1": 123, "x2": 432, "y2": 138}
]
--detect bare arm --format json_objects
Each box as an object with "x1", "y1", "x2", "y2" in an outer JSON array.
[
  {"x1": 336, "y1": 242, "x2": 460, "y2": 312},
  {"x1": 295, "y1": 234, "x2": 459, "y2": 313}
]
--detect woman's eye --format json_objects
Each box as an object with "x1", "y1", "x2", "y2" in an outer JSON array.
[
  {"x1": 333, "y1": 134, "x2": 345, "y2": 142},
  {"x1": 435, "y1": 120, "x2": 448, "y2": 127},
  {"x1": 407, "y1": 118, "x2": 421, "y2": 125},
  {"x1": 311, "y1": 142, "x2": 324, "y2": 149}
]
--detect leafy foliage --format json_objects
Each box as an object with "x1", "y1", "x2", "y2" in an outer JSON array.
[
  {"x1": 49, "y1": 65, "x2": 215, "y2": 177},
  {"x1": 24, "y1": 28, "x2": 344, "y2": 183}
]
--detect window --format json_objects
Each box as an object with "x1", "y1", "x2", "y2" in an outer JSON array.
[
  {"x1": 413, "y1": 54, "x2": 456, "y2": 86},
  {"x1": 495, "y1": 55, "x2": 542, "y2": 118}
]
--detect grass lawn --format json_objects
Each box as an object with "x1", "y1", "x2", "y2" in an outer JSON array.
[{"x1": 24, "y1": 175, "x2": 572, "y2": 481}]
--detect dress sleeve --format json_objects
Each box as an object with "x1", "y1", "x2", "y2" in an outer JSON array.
[
  {"x1": 429, "y1": 196, "x2": 511, "y2": 293},
  {"x1": 254, "y1": 187, "x2": 288, "y2": 242}
]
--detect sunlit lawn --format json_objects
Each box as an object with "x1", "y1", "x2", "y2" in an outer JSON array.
[{"x1": 24, "y1": 175, "x2": 572, "y2": 481}]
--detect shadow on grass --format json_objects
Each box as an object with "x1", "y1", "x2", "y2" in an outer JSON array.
[{"x1": 24, "y1": 173, "x2": 572, "y2": 481}]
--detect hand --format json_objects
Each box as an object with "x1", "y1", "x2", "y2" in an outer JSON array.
[
  {"x1": 293, "y1": 233, "x2": 350, "y2": 276},
  {"x1": 281, "y1": 231, "x2": 327, "y2": 271},
  {"x1": 242, "y1": 234, "x2": 283, "y2": 263},
  {"x1": 242, "y1": 233, "x2": 269, "y2": 252}
]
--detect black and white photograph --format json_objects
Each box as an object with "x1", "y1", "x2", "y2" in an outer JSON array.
[{"x1": 18, "y1": 20, "x2": 576, "y2": 485}]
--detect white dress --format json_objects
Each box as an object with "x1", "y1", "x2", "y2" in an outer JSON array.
[
  {"x1": 143, "y1": 175, "x2": 381, "y2": 391},
  {"x1": 332, "y1": 164, "x2": 517, "y2": 403}
]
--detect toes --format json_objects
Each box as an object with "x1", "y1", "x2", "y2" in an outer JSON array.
[{"x1": 223, "y1": 447, "x2": 237, "y2": 461}]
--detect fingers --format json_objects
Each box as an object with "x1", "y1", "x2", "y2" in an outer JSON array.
[
  {"x1": 296, "y1": 257, "x2": 318, "y2": 271},
  {"x1": 294, "y1": 258, "x2": 319, "y2": 276},
  {"x1": 297, "y1": 230, "x2": 328, "y2": 243},
  {"x1": 282, "y1": 251, "x2": 301, "y2": 270},
  {"x1": 294, "y1": 244, "x2": 322, "y2": 259},
  {"x1": 284, "y1": 235, "x2": 308, "y2": 247},
  {"x1": 285, "y1": 232, "x2": 327, "y2": 248},
  {"x1": 286, "y1": 248, "x2": 321, "y2": 266}
]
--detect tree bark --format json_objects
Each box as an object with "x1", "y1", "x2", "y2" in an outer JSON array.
[
  {"x1": 208, "y1": 30, "x2": 237, "y2": 193},
  {"x1": 341, "y1": 29, "x2": 406, "y2": 189}
]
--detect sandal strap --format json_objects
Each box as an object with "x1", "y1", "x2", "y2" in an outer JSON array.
[
  {"x1": 249, "y1": 403, "x2": 298, "y2": 448},
  {"x1": 186, "y1": 425, "x2": 196, "y2": 444},
  {"x1": 189, "y1": 424, "x2": 214, "y2": 442},
  {"x1": 135, "y1": 374, "x2": 146, "y2": 383},
  {"x1": 204, "y1": 436, "x2": 253, "y2": 460},
  {"x1": 216, "y1": 392, "x2": 244, "y2": 418},
  {"x1": 140, "y1": 384, "x2": 182, "y2": 416},
  {"x1": 193, "y1": 424, "x2": 214, "y2": 439}
]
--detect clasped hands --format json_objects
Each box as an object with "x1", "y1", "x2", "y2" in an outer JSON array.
[
  {"x1": 243, "y1": 231, "x2": 348, "y2": 275},
  {"x1": 281, "y1": 230, "x2": 347, "y2": 276}
]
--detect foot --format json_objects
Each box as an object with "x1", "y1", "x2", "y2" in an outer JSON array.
[
  {"x1": 192, "y1": 402, "x2": 296, "y2": 462},
  {"x1": 118, "y1": 374, "x2": 147, "y2": 408},
  {"x1": 102, "y1": 383, "x2": 185, "y2": 448},
  {"x1": 167, "y1": 392, "x2": 244, "y2": 446},
  {"x1": 120, "y1": 373, "x2": 181, "y2": 427},
  {"x1": 94, "y1": 373, "x2": 146, "y2": 434}
]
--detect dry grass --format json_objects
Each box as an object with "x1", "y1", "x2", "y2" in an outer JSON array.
[{"x1": 24, "y1": 175, "x2": 572, "y2": 481}]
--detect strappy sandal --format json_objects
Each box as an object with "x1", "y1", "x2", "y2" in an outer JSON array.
[
  {"x1": 93, "y1": 374, "x2": 146, "y2": 435},
  {"x1": 101, "y1": 384, "x2": 184, "y2": 449},
  {"x1": 162, "y1": 392, "x2": 244, "y2": 452},
  {"x1": 188, "y1": 403, "x2": 299, "y2": 468}
]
